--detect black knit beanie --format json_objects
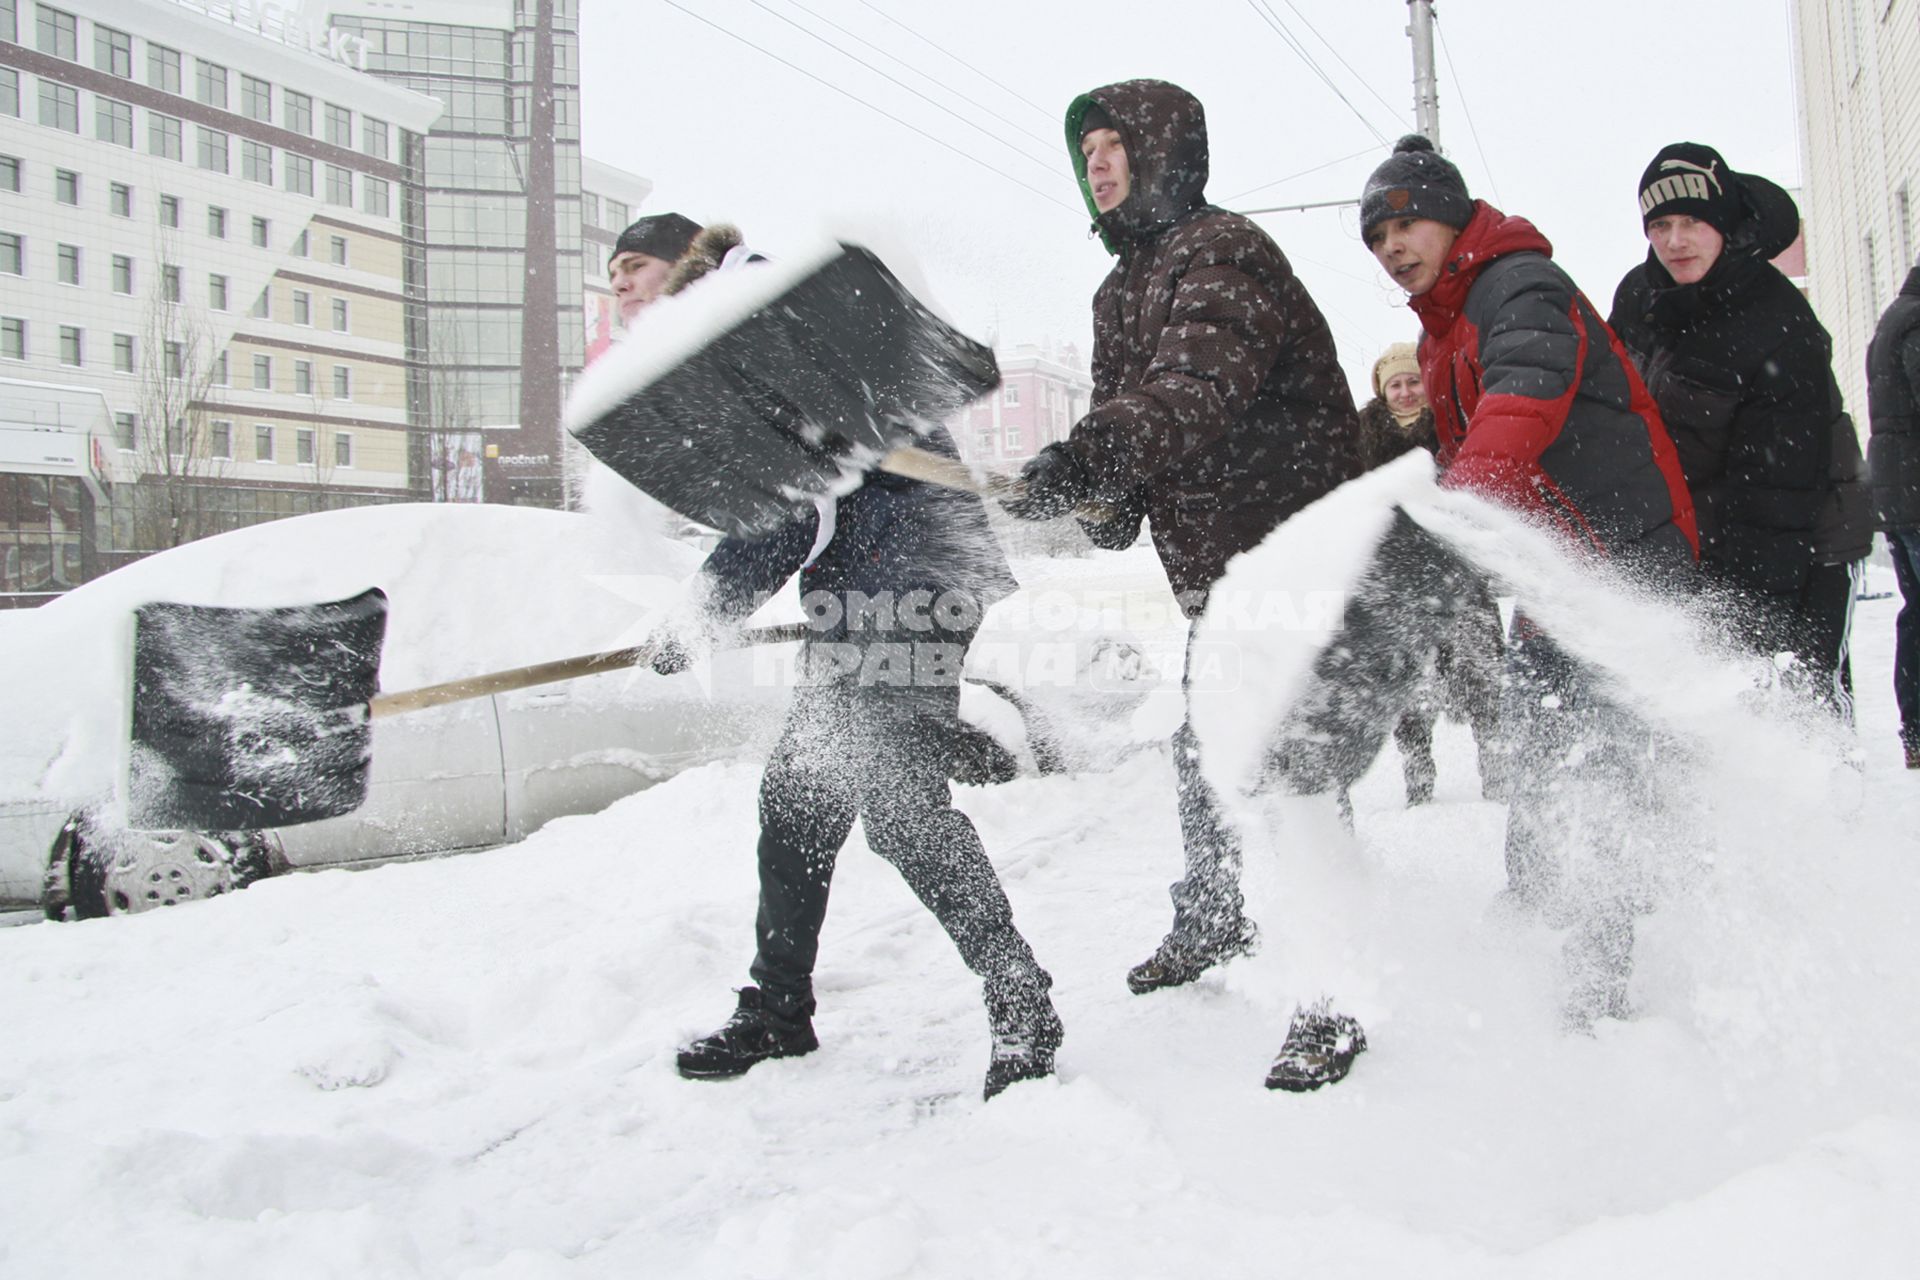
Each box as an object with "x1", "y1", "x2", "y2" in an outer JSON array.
[
  {"x1": 1637, "y1": 143, "x2": 1742, "y2": 234},
  {"x1": 1360, "y1": 136, "x2": 1473, "y2": 238},
  {"x1": 612, "y1": 212, "x2": 703, "y2": 265},
  {"x1": 1079, "y1": 102, "x2": 1113, "y2": 137}
]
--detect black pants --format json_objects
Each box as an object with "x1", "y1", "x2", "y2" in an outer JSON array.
[
  {"x1": 1892, "y1": 530, "x2": 1920, "y2": 749},
  {"x1": 748, "y1": 635, "x2": 1047, "y2": 1017},
  {"x1": 1721, "y1": 562, "x2": 1858, "y2": 722}
]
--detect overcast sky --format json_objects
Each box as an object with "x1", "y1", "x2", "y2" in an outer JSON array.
[{"x1": 578, "y1": 0, "x2": 1800, "y2": 401}]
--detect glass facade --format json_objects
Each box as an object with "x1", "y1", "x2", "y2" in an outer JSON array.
[{"x1": 332, "y1": 1, "x2": 584, "y2": 507}]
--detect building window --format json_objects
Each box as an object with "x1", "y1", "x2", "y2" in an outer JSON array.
[
  {"x1": 254, "y1": 424, "x2": 274, "y2": 462},
  {"x1": 241, "y1": 74, "x2": 271, "y2": 123},
  {"x1": 606, "y1": 198, "x2": 628, "y2": 229},
  {"x1": 207, "y1": 206, "x2": 227, "y2": 239},
  {"x1": 1, "y1": 316, "x2": 24, "y2": 360},
  {"x1": 54, "y1": 168, "x2": 76, "y2": 204},
  {"x1": 285, "y1": 154, "x2": 313, "y2": 196},
  {"x1": 111, "y1": 254, "x2": 131, "y2": 293},
  {"x1": 249, "y1": 289, "x2": 268, "y2": 318},
  {"x1": 284, "y1": 89, "x2": 311, "y2": 134},
  {"x1": 331, "y1": 298, "x2": 349, "y2": 332},
  {"x1": 293, "y1": 359, "x2": 312, "y2": 394},
  {"x1": 1898, "y1": 185, "x2": 1914, "y2": 276},
  {"x1": 196, "y1": 127, "x2": 229, "y2": 174},
  {"x1": 362, "y1": 176, "x2": 390, "y2": 218},
  {"x1": 161, "y1": 263, "x2": 180, "y2": 302},
  {"x1": 94, "y1": 24, "x2": 131, "y2": 77},
  {"x1": 292, "y1": 290, "x2": 310, "y2": 325},
  {"x1": 251, "y1": 215, "x2": 269, "y2": 247},
  {"x1": 110, "y1": 181, "x2": 131, "y2": 216},
  {"x1": 330, "y1": 235, "x2": 349, "y2": 266},
  {"x1": 195, "y1": 60, "x2": 227, "y2": 110},
  {"x1": 148, "y1": 44, "x2": 180, "y2": 94},
  {"x1": 363, "y1": 118, "x2": 388, "y2": 160},
  {"x1": 210, "y1": 420, "x2": 232, "y2": 458},
  {"x1": 296, "y1": 428, "x2": 315, "y2": 465},
  {"x1": 161, "y1": 340, "x2": 181, "y2": 378},
  {"x1": 208, "y1": 274, "x2": 228, "y2": 310},
  {"x1": 112, "y1": 332, "x2": 134, "y2": 373},
  {"x1": 95, "y1": 97, "x2": 132, "y2": 147},
  {"x1": 38, "y1": 82, "x2": 78, "y2": 132},
  {"x1": 0, "y1": 67, "x2": 14, "y2": 118},
  {"x1": 333, "y1": 365, "x2": 351, "y2": 399},
  {"x1": 149, "y1": 113, "x2": 182, "y2": 161},
  {"x1": 582, "y1": 191, "x2": 600, "y2": 228},
  {"x1": 1003, "y1": 385, "x2": 1019, "y2": 406},
  {"x1": 252, "y1": 354, "x2": 271, "y2": 390},
  {"x1": 242, "y1": 140, "x2": 272, "y2": 186},
  {"x1": 325, "y1": 103, "x2": 351, "y2": 147},
  {"x1": 0, "y1": 155, "x2": 18, "y2": 191},
  {"x1": 325, "y1": 164, "x2": 351, "y2": 207},
  {"x1": 293, "y1": 228, "x2": 309, "y2": 257},
  {"x1": 113, "y1": 412, "x2": 136, "y2": 449},
  {"x1": 57, "y1": 325, "x2": 81, "y2": 366},
  {"x1": 0, "y1": 232, "x2": 20, "y2": 275},
  {"x1": 55, "y1": 241, "x2": 78, "y2": 285},
  {"x1": 36, "y1": 5, "x2": 77, "y2": 61},
  {"x1": 210, "y1": 351, "x2": 226, "y2": 385},
  {"x1": 165, "y1": 417, "x2": 184, "y2": 454},
  {"x1": 159, "y1": 193, "x2": 180, "y2": 227}
]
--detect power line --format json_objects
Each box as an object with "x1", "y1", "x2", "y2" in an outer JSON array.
[
  {"x1": 1223, "y1": 144, "x2": 1380, "y2": 205},
  {"x1": 747, "y1": 0, "x2": 1059, "y2": 177},
  {"x1": 1244, "y1": 0, "x2": 1394, "y2": 147},
  {"x1": 857, "y1": 0, "x2": 1058, "y2": 127},
  {"x1": 1434, "y1": 13, "x2": 1502, "y2": 205},
  {"x1": 786, "y1": 0, "x2": 1058, "y2": 154},
  {"x1": 1272, "y1": 0, "x2": 1406, "y2": 126},
  {"x1": 658, "y1": 0, "x2": 1080, "y2": 215}
]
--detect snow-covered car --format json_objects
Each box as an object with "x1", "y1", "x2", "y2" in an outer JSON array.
[
  {"x1": 2, "y1": 501, "x2": 1182, "y2": 920},
  {"x1": 2, "y1": 501, "x2": 791, "y2": 919}
]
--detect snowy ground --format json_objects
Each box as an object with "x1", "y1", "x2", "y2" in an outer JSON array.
[{"x1": 2, "y1": 550, "x2": 1918, "y2": 1276}]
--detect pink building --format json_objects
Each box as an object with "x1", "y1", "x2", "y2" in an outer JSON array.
[{"x1": 951, "y1": 342, "x2": 1094, "y2": 465}]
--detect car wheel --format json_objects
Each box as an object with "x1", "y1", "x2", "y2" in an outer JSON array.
[{"x1": 52, "y1": 813, "x2": 287, "y2": 920}]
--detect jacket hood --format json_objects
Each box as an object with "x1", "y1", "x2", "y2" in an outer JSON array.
[
  {"x1": 1631, "y1": 174, "x2": 1801, "y2": 324},
  {"x1": 1067, "y1": 79, "x2": 1209, "y2": 254},
  {"x1": 1410, "y1": 200, "x2": 1552, "y2": 327}
]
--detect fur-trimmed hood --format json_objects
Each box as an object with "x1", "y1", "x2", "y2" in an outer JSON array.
[{"x1": 663, "y1": 223, "x2": 749, "y2": 297}]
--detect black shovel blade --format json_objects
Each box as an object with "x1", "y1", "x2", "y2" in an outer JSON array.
[
  {"x1": 128, "y1": 588, "x2": 389, "y2": 831},
  {"x1": 572, "y1": 244, "x2": 1000, "y2": 538}
]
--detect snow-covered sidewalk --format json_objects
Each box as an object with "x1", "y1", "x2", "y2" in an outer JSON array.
[{"x1": 2, "y1": 587, "x2": 1918, "y2": 1278}]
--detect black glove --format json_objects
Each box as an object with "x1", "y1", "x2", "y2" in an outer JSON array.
[
  {"x1": 1001, "y1": 443, "x2": 1092, "y2": 522},
  {"x1": 648, "y1": 631, "x2": 696, "y2": 676}
]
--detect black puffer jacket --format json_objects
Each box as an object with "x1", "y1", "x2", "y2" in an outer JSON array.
[
  {"x1": 1867, "y1": 264, "x2": 1920, "y2": 531},
  {"x1": 1061, "y1": 79, "x2": 1361, "y2": 613},
  {"x1": 1611, "y1": 196, "x2": 1873, "y2": 595}
]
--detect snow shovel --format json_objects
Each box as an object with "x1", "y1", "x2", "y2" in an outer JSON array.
[
  {"x1": 567, "y1": 242, "x2": 1006, "y2": 538},
  {"x1": 126, "y1": 587, "x2": 808, "y2": 833}
]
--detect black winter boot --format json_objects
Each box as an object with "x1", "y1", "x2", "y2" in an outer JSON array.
[
  {"x1": 676, "y1": 987, "x2": 819, "y2": 1081},
  {"x1": 983, "y1": 981, "x2": 1064, "y2": 1100},
  {"x1": 1264, "y1": 1002, "x2": 1367, "y2": 1091},
  {"x1": 1126, "y1": 916, "x2": 1260, "y2": 995}
]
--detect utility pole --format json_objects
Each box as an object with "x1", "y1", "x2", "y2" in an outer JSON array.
[{"x1": 1408, "y1": 0, "x2": 1440, "y2": 148}]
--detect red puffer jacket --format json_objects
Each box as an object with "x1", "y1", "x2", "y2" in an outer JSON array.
[{"x1": 1410, "y1": 202, "x2": 1698, "y2": 573}]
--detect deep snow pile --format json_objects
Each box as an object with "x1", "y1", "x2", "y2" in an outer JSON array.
[{"x1": 2, "y1": 512, "x2": 1919, "y2": 1275}]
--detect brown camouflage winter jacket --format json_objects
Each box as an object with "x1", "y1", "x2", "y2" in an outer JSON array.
[{"x1": 1062, "y1": 79, "x2": 1362, "y2": 613}]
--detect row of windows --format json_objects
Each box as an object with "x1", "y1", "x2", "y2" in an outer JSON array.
[
  {"x1": 0, "y1": 315, "x2": 359, "y2": 399},
  {"x1": 1, "y1": 154, "x2": 358, "y2": 267},
  {"x1": 122, "y1": 417, "x2": 358, "y2": 468},
  {"x1": 25, "y1": 3, "x2": 394, "y2": 157},
  {"x1": 3, "y1": 227, "x2": 355, "y2": 320},
  {"x1": 3, "y1": 68, "x2": 398, "y2": 214}
]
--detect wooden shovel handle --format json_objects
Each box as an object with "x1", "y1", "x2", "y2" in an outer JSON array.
[
  {"x1": 878, "y1": 445, "x2": 1113, "y2": 521},
  {"x1": 367, "y1": 621, "x2": 813, "y2": 720}
]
